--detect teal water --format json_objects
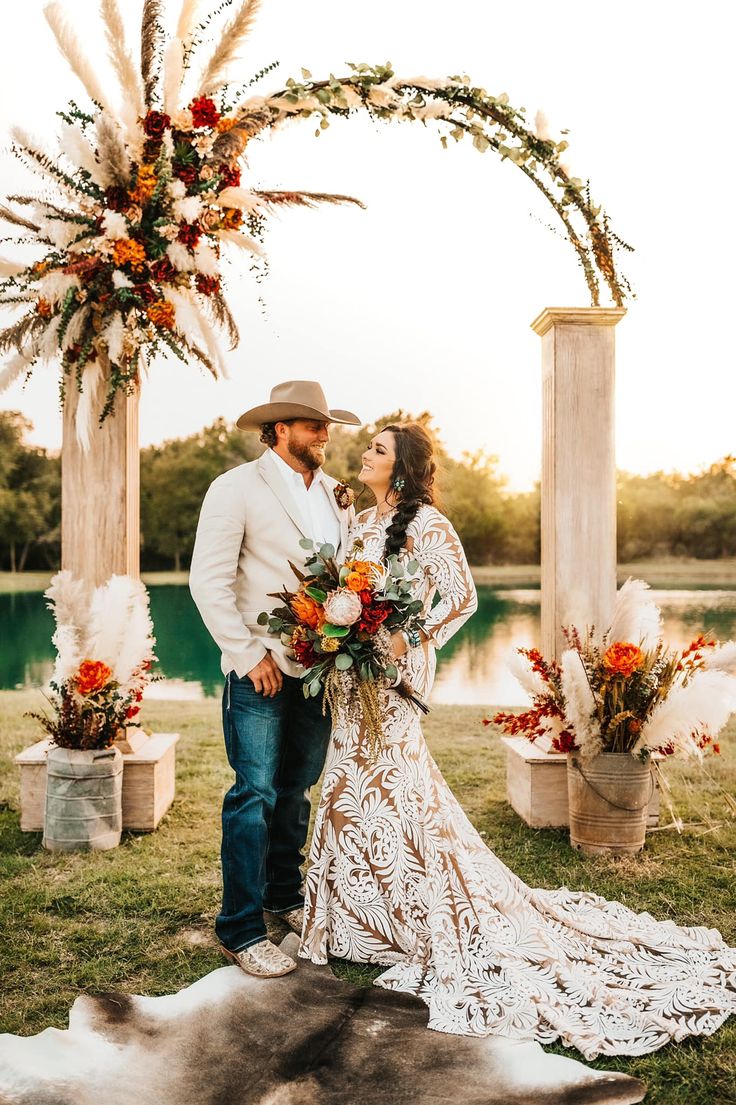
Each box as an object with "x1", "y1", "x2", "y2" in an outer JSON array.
[{"x1": 2, "y1": 585, "x2": 736, "y2": 706}]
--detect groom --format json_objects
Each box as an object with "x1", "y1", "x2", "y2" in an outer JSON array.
[{"x1": 190, "y1": 381, "x2": 361, "y2": 977}]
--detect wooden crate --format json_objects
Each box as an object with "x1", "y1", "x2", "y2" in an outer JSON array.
[
  {"x1": 501, "y1": 736, "x2": 660, "y2": 829},
  {"x1": 15, "y1": 733, "x2": 180, "y2": 833}
]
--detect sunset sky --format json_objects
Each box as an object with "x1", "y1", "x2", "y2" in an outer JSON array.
[{"x1": 0, "y1": 0, "x2": 733, "y2": 489}]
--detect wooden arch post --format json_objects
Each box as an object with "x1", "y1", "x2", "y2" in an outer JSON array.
[
  {"x1": 531, "y1": 307, "x2": 626, "y2": 659},
  {"x1": 61, "y1": 389, "x2": 140, "y2": 587}
]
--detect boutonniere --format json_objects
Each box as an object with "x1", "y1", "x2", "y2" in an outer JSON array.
[{"x1": 333, "y1": 480, "x2": 355, "y2": 510}]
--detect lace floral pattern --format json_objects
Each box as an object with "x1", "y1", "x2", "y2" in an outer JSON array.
[{"x1": 299, "y1": 506, "x2": 736, "y2": 1059}]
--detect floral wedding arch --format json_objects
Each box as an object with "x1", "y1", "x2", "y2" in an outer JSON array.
[{"x1": 0, "y1": 0, "x2": 632, "y2": 449}]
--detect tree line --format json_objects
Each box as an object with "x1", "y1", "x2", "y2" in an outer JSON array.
[{"x1": 0, "y1": 409, "x2": 733, "y2": 571}]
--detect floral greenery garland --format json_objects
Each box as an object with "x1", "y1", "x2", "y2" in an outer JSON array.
[{"x1": 0, "y1": 0, "x2": 632, "y2": 442}]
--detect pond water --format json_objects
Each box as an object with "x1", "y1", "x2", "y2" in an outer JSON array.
[{"x1": 3, "y1": 584, "x2": 736, "y2": 706}]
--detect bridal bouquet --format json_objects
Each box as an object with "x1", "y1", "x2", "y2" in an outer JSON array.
[
  {"x1": 491, "y1": 579, "x2": 736, "y2": 763},
  {"x1": 260, "y1": 538, "x2": 427, "y2": 757},
  {"x1": 27, "y1": 571, "x2": 157, "y2": 750}
]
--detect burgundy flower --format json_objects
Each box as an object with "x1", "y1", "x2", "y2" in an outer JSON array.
[
  {"x1": 105, "y1": 186, "x2": 131, "y2": 213},
  {"x1": 190, "y1": 96, "x2": 221, "y2": 128},
  {"x1": 218, "y1": 164, "x2": 241, "y2": 189},
  {"x1": 196, "y1": 274, "x2": 220, "y2": 296},
  {"x1": 177, "y1": 221, "x2": 202, "y2": 248},
  {"x1": 173, "y1": 163, "x2": 199, "y2": 187},
  {"x1": 150, "y1": 257, "x2": 176, "y2": 283},
  {"x1": 143, "y1": 111, "x2": 171, "y2": 139},
  {"x1": 358, "y1": 602, "x2": 391, "y2": 634},
  {"x1": 293, "y1": 637, "x2": 317, "y2": 669},
  {"x1": 134, "y1": 283, "x2": 157, "y2": 305}
]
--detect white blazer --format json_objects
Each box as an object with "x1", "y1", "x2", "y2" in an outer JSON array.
[{"x1": 189, "y1": 450, "x2": 352, "y2": 679}]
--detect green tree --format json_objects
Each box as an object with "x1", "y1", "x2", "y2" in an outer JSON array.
[{"x1": 0, "y1": 412, "x2": 60, "y2": 571}]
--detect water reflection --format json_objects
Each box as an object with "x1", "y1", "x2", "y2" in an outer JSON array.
[{"x1": 2, "y1": 585, "x2": 736, "y2": 706}]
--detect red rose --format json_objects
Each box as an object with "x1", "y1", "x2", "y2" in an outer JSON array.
[
  {"x1": 105, "y1": 186, "x2": 130, "y2": 212},
  {"x1": 150, "y1": 257, "x2": 176, "y2": 283},
  {"x1": 358, "y1": 602, "x2": 391, "y2": 634},
  {"x1": 196, "y1": 274, "x2": 220, "y2": 296},
  {"x1": 173, "y1": 163, "x2": 199, "y2": 187},
  {"x1": 143, "y1": 111, "x2": 171, "y2": 139},
  {"x1": 190, "y1": 96, "x2": 221, "y2": 128},
  {"x1": 218, "y1": 164, "x2": 241, "y2": 189},
  {"x1": 177, "y1": 221, "x2": 202, "y2": 248}
]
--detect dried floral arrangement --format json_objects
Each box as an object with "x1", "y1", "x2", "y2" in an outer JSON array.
[
  {"x1": 1, "y1": 0, "x2": 632, "y2": 445},
  {"x1": 27, "y1": 571, "x2": 157, "y2": 750},
  {"x1": 491, "y1": 579, "x2": 736, "y2": 763}
]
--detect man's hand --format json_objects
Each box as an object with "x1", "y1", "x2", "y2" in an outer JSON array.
[{"x1": 247, "y1": 653, "x2": 283, "y2": 697}]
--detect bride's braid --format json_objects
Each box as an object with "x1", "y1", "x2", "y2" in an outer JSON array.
[{"x1": 382, "y1": 423, "x2": 437, "y2": 558}]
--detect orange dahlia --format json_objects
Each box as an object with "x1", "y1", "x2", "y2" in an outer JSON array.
[
  {"x1": 75, "y1": 659, "x2": 113, "y2": 695},
  {"x1": 112, "y1": 238, "x2": 147, "y2": 273},
  {"x1": 602, "y1": 642, "x2": 645, "y2": 679},
  {"x1": 146, "y1": 300, "x2": 175, "y2": 329}
]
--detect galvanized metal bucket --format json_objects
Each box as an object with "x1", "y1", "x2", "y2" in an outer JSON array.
[
  {"x1": 567, "y1": 752, "x2": 654, "y2": 855},
  {"x1": 43, "y1": 746, "x2": 123, "y2": 852}
]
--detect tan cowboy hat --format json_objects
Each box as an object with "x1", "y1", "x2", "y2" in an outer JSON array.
[{"x1": 236, "y1": 380, "x2": 361, "y2": 431}]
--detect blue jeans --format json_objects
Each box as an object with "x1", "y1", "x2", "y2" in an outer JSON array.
[{"x1": 216, "y1": 671, "x2": 331, "y2": 952}]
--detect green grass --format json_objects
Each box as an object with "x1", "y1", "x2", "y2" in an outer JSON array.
[
  {"x1": 2, "y1": 557, "x2": 736, "y2": 593},
  {"x1": 1, "y1": 690, "x2": 735, "y2": 1103}
]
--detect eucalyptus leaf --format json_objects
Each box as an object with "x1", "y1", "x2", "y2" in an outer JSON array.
[
  {"x1": 385, "y1": 663, "x2": 398, "y2": 682},
  {"x1": 299, "y1": 538, "x2": 314, "y2": 550},
  {"x1": 406, "y1": 559, "x2": 420, "y2": 573},
  {"x1": 305, "y1": 586, "x2": 327, "y2": 602},
  {"x1": 319, "y1": 543, "x2": 335, "y2": 560},
  {"x1": 334, "y1": 653, "x2": 354, "y2": 671},
  {"x1": 322, "y1": 623, "x2": 350, "y2": 638},
  {"x1": 257, "y1": 612, "x2": 269, "y2": 626},
  {"x1": 309, "y1": 680, "x2": 322, "y2": 696}
]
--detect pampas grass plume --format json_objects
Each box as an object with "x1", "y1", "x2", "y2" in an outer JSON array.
[
  {"x1": 561, "y1": 649, "x2": 602, "y2": 760},
  {"x1": 635, "y1": 669, "x2": 736, "y2": 759},
  {"x1": 704, "y1": 641, "x2": 736, "y2": 675},
  {"x1": 44, "y1": 3, "x2": 112, "y2": 112},
  {"x1": 609, "y1": 577, "x2": 663, "y2": 649}
]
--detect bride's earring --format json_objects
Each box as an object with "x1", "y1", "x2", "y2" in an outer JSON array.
[{"x1": 393, "y1": 478, "x2": 405, "y2": 492}]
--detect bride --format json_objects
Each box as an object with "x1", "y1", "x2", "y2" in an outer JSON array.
[{"x1": 299, "y1": 421, "x2": 736, "y2": 1060}]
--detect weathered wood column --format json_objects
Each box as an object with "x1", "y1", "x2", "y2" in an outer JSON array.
[
  {"x1": 61, "y1": 388, "x2": 140, "y2": 586},
  {"x1": 531, "y1": 307, "x2": 625, "y2": 658}
]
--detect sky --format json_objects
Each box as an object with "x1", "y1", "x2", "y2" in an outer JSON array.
[{"x1": 0, "y1": 0, "x2": 734, "y2": 490}]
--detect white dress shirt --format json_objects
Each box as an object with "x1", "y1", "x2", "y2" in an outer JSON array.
[{"x1": 268, "y1": 448, "x2": 341, "y2": 549}]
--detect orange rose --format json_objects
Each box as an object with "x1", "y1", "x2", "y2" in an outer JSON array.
[
  {"x1": 290, "y1": 590, "x2": 324, "y2": 630},
  {"x1": 345, "y1": 570, "x2": 372, "y2": 593},
  {"x1": 75, "y1": 659, "x2": 113, "y2": 695},
  {"x1": 602, "y1": 642, "x2": 645, "y2": 679}
]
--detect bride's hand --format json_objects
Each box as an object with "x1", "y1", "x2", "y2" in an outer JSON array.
[{"x1": 390, "y1": 632, "x2": 409, "y2": 660}]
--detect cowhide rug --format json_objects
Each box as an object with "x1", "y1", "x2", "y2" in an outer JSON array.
[{"x1": 0, "y1": 935, "x2": 646, "y2": 1105}]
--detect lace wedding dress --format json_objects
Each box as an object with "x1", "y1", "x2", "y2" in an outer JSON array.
[{"x1": 299, "y1": 505, "x2": 736, "y2": 1060}]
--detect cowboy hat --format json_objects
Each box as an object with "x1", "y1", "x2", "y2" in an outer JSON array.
[{"x1": 236, "y1": 380, "x2": 361, "y2": 431}]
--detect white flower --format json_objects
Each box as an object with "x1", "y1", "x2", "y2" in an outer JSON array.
[
  {"x1": 534, "y1": 110, "x2": 552, "y2": 142},
  {"x1": 173, "y1": 196, "x2": 203, "y2": 222},
  {"x1": 101, "y1": 210, "x2": 129, "y2": 239},
  {"x1": 193, "y1": 241, "x2": 218, "y2": 275},
  {"x1": 168, "y1": 179, "x2": 187, "y2": 200},
  {"x1": 166, "y1": 241, "x2": 192, "y2": 270},
  {"x1": 112, "y1": 270, "x2": 134, "y2": 289},
  {"x1": 323, "y1": 588, "x2": 363, "y2": 627},
  {"x1": 170, "y1": 109, "x2": 194, "y2": 131}
]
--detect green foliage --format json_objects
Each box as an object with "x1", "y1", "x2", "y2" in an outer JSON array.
[
  {"x1": 0, "y1": 690, "x2": 734, "y2": 1105},
  {"x1": 0, "y1": 412, "x2": 59, "y2": 572}
]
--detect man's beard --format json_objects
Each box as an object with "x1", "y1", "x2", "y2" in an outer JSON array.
[{"x1": 287, "y1": 437, "x2": 325, "y2": 471}]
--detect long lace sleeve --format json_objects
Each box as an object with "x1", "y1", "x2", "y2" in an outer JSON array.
[{"x1": 412, "y1": 507, "x2": 478, "y2": 648}]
